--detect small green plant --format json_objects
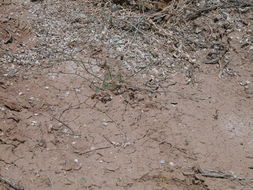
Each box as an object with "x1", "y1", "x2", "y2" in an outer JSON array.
[{"x1": 102, "y1": 71, "x2": 123, "y2": 91}]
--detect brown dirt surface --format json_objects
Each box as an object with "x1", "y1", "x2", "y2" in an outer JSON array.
[{"x1": 1, "y1": 0, "x2": 253, "y2": 189}]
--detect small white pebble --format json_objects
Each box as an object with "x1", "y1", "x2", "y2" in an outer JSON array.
[
  {"x1": 45, "y1": 86, "x2": 49, "y2": 90},
  {"x1": 50, "y1": 75, "x2": 56, "y2": 80},
  {"x1": 169, "y1": 162, "x2": 175, "y2": 166},
  {"x1": 63, "y1": 129, "x2": 68, "y2": 133},
  {"x1": 31, "y1": 121, "x2": 37, "y2": 126},
  {"x1": 74, "y1": 159, "x2": 78, "y2": 163},
  {"x1": 72, "y1": 141, "x2": 76, "y2": 145},
  {"x1": 29, "y1": 97, "x2": 35, "y2": 100},
  {"x1": 102, "y1": 121, "x2": 108, "y2": 126}
]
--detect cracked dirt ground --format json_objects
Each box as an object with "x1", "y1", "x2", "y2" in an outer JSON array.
[{"x1": 0, "y1": 0, "x2": 253, "y2": 189}]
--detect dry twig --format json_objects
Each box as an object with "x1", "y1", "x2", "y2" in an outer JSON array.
[
  {"x1": 198, "y1": 168, "x2": 243, "y2": 180},
  {"x1": 52, "y1": 116, "x2": 75, "y2": 135},
  {"x1": 74, "y1": 146, "x2": 111, "y2": 155},
  {"x1": 0, "y1": 175, "x2": 24, "y2": 190}
]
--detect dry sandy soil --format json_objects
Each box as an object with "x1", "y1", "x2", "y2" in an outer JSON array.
[{"x1": 0, "y1": 0, "x2": 253, "y2": 189}]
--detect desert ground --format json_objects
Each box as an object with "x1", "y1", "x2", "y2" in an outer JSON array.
[{"x1": 0, "y1": 0, "x2": 253, "y2": 189}]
